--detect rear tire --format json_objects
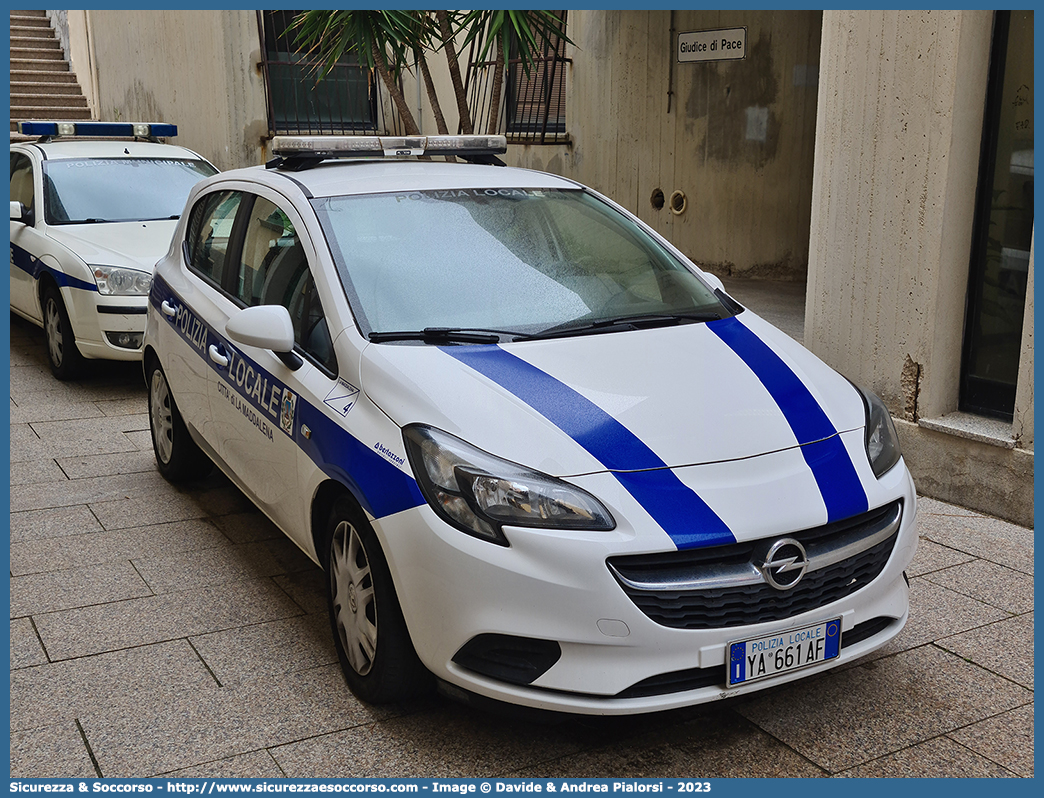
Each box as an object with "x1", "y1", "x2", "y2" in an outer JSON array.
[
  {"x1": 147, "y1": 360, "x2": 212, "y2": 482},
  {"x1": 325, "y1": 495, "x2": 432, "y2": 704},
  {"x1": 42, "y1": 283, "x2": 85, "y2": 380}
]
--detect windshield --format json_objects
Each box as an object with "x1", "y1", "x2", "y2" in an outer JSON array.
[
  {"x1": 314, "y1": 187, "x2": 730, "y2": 339},
  {"x1": 43, "y1": 157, "x2": 217, "y2": 224}
]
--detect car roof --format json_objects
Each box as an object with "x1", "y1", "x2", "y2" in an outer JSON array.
[
  {"x1": 218, "y1": 159, "x2": 582, "y2": 200},
  {"x1": 12, "y1": 138, "x2": 207, "y2": 161}
]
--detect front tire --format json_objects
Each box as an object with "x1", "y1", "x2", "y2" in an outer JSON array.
[
  {"x1": 42, "y1": 283, "x2": 85, "y2": 380},
  {"x1": 325, "y1": 496, "x2": 432, "y2": 704},
  {"x1": 147, "y1": 360, "x2": 212, "y2": 482}
]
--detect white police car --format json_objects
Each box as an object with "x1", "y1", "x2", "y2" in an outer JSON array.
[
  {"x1": 144, "y1": 134, "x2": 917, "y2": 714},
  {"x1": 10, "y1": 121, "x2": 217, "y2": 379}
]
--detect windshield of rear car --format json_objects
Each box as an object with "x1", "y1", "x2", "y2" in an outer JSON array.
[
  {"x1": 313, "y1": 187, "x2": 729, "y2": 338},
  {"x1": 42, "y1": 157, "x2": 217, "y2": 224}
]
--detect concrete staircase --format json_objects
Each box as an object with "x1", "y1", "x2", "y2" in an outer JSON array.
[{"x1": 10, "y1": 9, "x2": 92, "y2": 139}]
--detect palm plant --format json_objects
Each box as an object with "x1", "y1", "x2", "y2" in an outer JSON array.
[
  {"x1": 292, "y1": 10, "x2": 421, "y2": 134},
  {"x1": 292, "y1": 10, "x2": 571, "y2": 138},
  {"x1": 458, "y1": 10, "x2": 570, "y2": 134}
]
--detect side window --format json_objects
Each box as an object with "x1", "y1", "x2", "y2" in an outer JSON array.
[
  {"x1": 237, "y1": 197, "x2": 337, "y2": 373},
  {"x1": 10, "y1": 153, "x2": 34, "y2": 212},
  {"x1": 186, "y1": 190, "x2": 242, "y2": 287}
]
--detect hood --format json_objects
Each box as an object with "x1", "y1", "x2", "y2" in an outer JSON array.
[
  {"x1": 360, "y1": 311, "x2": 867, "y2": 478},
  {"x1": 46, "y1": 220, "x2": 179, "y2": 273}
]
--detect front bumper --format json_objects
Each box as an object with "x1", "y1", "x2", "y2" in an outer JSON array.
[
  {"x1": 374, "y1": 449, "x2": 918, "y2": 715},
  {"x1": 65, "y1": 286, "x2": 147, "y2": 361}
]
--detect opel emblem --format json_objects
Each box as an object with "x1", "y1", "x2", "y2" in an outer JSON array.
[{"x1": 757, "y1": 537, "x2": 809, "y2": 590}]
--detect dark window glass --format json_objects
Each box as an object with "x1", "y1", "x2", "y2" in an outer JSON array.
[
  {"x1": 186, "y1": 190, "x2": 243, "y2": 288},
  {"x1": 10, "y1": 153, "x2": 34, "y2": 212},
  {"x1": 961, "y1": 10, "x2": 1034, "y2": 420},
  {"x1": 237, "y1": 196, "x2": 337, "y2": 372},
  {"x1": 506, "y1": 12, "x2": 568, "y2": 140},
  {"x1": 259, "y1": 10, "x2": 378, "y2": 135},
  {"x1": 467, "y1": 11, "x2": 569, "y2": 144}
]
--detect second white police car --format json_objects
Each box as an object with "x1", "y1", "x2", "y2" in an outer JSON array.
[
  {"x1": 10, "y1": 121, "x2": 217, "y2": 378},
  {"x1": 144, "y1": 134, "x2": 917, "y2": 714}
]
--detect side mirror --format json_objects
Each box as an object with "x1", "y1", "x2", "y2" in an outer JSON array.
[
  {"x1": 225, "y1": 305, "x2": 302, "y2": 370},
  {"x1": 10, "y1": 201, "x2": 33, "y2": 226}
]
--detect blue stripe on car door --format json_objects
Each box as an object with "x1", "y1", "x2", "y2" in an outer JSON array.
[{"x1": 444, "y1": 345, "x2": 736, "y2": 550}]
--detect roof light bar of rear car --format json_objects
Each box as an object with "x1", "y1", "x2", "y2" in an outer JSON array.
[
  {"x1": 18, "y1": 121, "x2": 178, "y2": 140},
  {"x1": 267, "y1": 134, "x2": 508, "y2": 170}
]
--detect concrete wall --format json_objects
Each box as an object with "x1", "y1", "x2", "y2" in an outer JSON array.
[
  {"x1": 504, "y1": 10, "x2": 822, "y2": 281},
  {"x1": 66, "y1": 10, "x2": 268, "y2": 171},
  {"x1": 806, "y1": 10, "x2": 1033, "y2": 526}
]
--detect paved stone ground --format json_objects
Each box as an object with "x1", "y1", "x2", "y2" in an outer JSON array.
[{"x1": 8, "y1": 303, "x2": 1033, "y2": 778}]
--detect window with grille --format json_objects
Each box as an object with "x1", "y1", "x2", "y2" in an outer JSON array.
[
  {"x1": 257, "y1": 10, "x2": 380, "y2": 135},
  {"x1": 467, "y1": 11, "x2": 569, "y2": 144}
]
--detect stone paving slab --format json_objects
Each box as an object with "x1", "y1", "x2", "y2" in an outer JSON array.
[
  {"x1": 947, "y1": 703, "x2": 1035, "y2": 777},
  {"x1": 9, "y1": 504, "x2": 103, "y2": 543},
  {"x1": 10, "y1": 722, "x2": 99, "y2": 779},
  {"x1": 835, "y1": 735, "x2": 1015, "y2": 778},
  {"x1": 10, "y1": 640, "x2": 216, "y2": 732},
  {"x1": 9, "y1": 456, "x2": 69, "y2": 485},
  {"x1": 937, "y1": 613, "x2": 1034, "y2": 690},
  {"x1": 268, "y1": 702, "x2": 589, "y2": 779},
  {"x1": 32, "y1": 578, "x2": 307, "y2": 661},
  {"x1": 77, "y1": 666, "x2": 399, "y2": 777},
  {"x1": 513, "y1": 709, "x2": 828, "y2": 779},
  {"x1": 56, "y1": 449, "x2": 158, "y2": 479},
  {"x1": 862, "y1": 577, "x2": 1010, "y2": 661},
  {"x1": 734, "y1": 645, "x2": 1032, "y2": 773},
  {"x1": 10, "y1": 518, "x2": 233, "y2": 576},
  {"x1": 189, "y1": 612, "x2": 336, "y2": 686},
  {"x1": 9, "y1": 559, "x2": 153, "y2": 616},
  {"x1": 130, "y1": 541, "x2": 292, "y2": 593},
  {"x1": 923, "y1": 558, "x2": 1035, "y2": 613},
  {"x1": 9, "y1": 616, "x2": 48, "y2": 669},
  {"x1": 163, "y1": 751, "x2": 286, "y2": 779}
]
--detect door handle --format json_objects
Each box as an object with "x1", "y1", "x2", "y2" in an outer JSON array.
[
  {"x1": 209, "y1": 344, "x2": 229, "y2": 368},
  {"x1": 160, "y1": 299, "x2": 178, "y2": 318}
]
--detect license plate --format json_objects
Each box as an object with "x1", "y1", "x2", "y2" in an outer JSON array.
[{"x1": 727, "y1": 618, "x2": 842, "y2": 687}]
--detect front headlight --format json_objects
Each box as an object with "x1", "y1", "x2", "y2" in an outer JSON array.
[
  {"x1": 856, "y1": 385, "x2": 902, "y2": 478},
  {"x1": 92, "y1": 265, "x2": 151, "y2": 296},
  {"x1": 403, "y1": 425, "x2": 616, "y2": 546}
]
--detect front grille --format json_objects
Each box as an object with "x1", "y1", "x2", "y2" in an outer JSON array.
[{"x1": 608, "y1": 500, "x2": 902, "y2": 630}]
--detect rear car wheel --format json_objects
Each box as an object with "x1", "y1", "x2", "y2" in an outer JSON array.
[
  {"x1": 147, "y1": 361, "x2": 212, "y2": 481},
  {"x1": 325, "y1": 496, "x2": 432, "y2": 704},
  {"x1": 42, "y1": 284, "x2": 85, "y2": 380}
]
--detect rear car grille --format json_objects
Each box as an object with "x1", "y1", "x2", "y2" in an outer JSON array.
[{"x1": 607, "y1": 500, "x2": 903, "y2": 630}]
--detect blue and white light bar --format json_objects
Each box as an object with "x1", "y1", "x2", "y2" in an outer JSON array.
[
  {"x1": 270, "y1": 134, "x2": 507, "y2": 160},
  {"x1": 18, "y1": 121, "x2": 177, "y2": 138}
]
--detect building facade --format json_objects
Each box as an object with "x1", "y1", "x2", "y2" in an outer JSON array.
[{"x1": 52, "y1": 9, "x2": 1033, "y2": 525}]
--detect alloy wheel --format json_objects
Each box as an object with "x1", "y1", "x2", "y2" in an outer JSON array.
[{"x1": 330, "y1": 520, "x2": 378, "y2": 676}]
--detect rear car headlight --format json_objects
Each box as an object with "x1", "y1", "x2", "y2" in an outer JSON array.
[
  {"x1": 403, "y1": 425, "x2": 616, "y2": 546},
  {"x1": 92, "y1": 265, "x2": 151, "y2": 296},
  {"x1": 856, "y1": 385, "x2": 902, "y2": 478}
]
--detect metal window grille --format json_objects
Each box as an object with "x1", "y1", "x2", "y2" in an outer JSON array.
[
  {"x1": 465, "y1": 11, "x2": 569, "y2": 143},
  {"x1": 257, "y1": 10, "x2": 405, "y2": 136}
]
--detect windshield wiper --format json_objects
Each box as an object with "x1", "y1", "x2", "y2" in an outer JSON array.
[
  {"x1": 516, "y1": 312, "x2": 723, "y2": 341},
  {"x1": 368, "y1": 327, "x2": 521, "y2": 345}
]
